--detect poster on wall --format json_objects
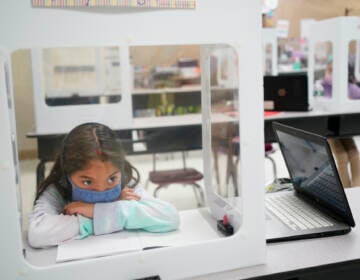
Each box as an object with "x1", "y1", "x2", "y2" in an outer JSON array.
[
  {"x1": 276, "y1": 19, "x2": 290, "y2": 38},
  {"x1": 32, "y1": 0, "x2": 196, "y2": 9}
]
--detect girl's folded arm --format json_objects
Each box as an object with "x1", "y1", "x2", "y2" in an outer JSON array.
[
  {"x1": 93, "y1": 186, "x2": 179, "y2": 235},
  {"x1": 28, "y1": 185, "x2": 81, "y2": 248}
]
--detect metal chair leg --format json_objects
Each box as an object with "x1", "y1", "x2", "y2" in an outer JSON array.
[
  {"x1": 153, "y1": 183, "x2": 168, "y2": 198},
  {"x1": 191, "y1": 182, "x2": 205, "y2": 206},
  {"x1": 265, "y1": 154, "x2": 278, "y2": 183},
  {"x1": 191, "y1": 185, "x2": 201, "y2": 206},
  {"x1": 212, "y1": 146, "x2": 222, "y2": 195}
]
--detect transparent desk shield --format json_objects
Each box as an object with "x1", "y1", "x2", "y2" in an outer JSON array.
[{"x1": 9, "y1": 44, "x2": 230, "y2": 266}]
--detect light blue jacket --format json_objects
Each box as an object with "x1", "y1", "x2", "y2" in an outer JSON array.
[{"x1": 28, "y1": 184, "x2": 180, "y2": 248}]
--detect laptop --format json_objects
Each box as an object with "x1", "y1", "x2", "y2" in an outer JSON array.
[
  {"x1": 266, "y1": 122, "x2": 355, "y2": 243},
  {"x1": 264, "y1": 73, "x2": 309, "y2": 111}
]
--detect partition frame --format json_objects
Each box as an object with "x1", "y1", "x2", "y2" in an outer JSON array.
[
  {"x1": 308, "y1": 16, "x2": 360, "y2": 111},
  {"x1": 0, "y1": 1, "x2": 265, "y2": 279}
]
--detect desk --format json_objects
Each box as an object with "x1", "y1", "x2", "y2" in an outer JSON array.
[
  {"x1": 27, "y1": 113, "x2": 233, "y2": 186},
  {"x1": 28, "y1": 110, "x2": 360, "y2": 186},
  {"x1": 23, "y1": 188, "x2": 360, "y2": 279},
  {"x1": 193, "y1": 187, "x2": 360, "y2": 280},
  {"x1": 264, "y1": 109, "x2": 360, "y2": 142},
  {"x1": 24, "y1": 208, "x2": 222, "y2": 266}
]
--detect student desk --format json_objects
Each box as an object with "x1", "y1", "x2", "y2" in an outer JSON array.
[
  {"x1": 28, "y1": 109, "x2": 360, "y2": 186},
  {"x1": 27, "y1": 113, "x2": 232, "y2": 186},
  {"x1": 23, "y1": 188, "x2": 360, "y2": 279},
  {"x1": 264, "y1": 108, "x2": 360, "y2": 142},
  {"x1": 24, "y1": 208, "x2": 222, "y2": 266},
  {"x1": 192, "y1": 187, "x2": 360, "y2": 280}
]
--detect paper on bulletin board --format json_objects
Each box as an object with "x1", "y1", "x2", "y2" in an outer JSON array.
[
  {"x1": 276, "y1": 19, "x2": 290, "y2": 38},
  {"x1": 32, "y1": 0, "x2": 196, "y2": 9}
]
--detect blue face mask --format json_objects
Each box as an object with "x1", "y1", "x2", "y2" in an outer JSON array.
[{"x1": 69, "y1": 178, "x2": 122, "y2": 203}]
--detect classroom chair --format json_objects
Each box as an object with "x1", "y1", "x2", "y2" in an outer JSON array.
[
  {"x1": 265, "y1": 143, "x2": 278, "y2": 183},
  {"x1": 148, "y1": 151, "x2": 205, "y2": 207},
  {"x1": 211, "y1": 122, "x2": 239, "y2": 197}
]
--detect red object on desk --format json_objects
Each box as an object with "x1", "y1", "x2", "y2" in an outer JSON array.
[
  {"x1": 264, "y1": 111, "x2": 282, "y2": 117},
  {"x1": 223, "y1": 215, "x2": 228, "y2": 225},
  {"x1": 224, "y1": 111, "x2": 282, "y2": 117}
]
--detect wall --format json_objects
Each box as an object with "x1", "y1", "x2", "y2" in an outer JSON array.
[{"x1": 273, "y1": 0, "x2": 360, "y2": 38}]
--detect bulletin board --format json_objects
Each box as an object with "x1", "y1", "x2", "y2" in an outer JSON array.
[{"x1": 32, "y1": 0, "x2": 196, "y2": 9}]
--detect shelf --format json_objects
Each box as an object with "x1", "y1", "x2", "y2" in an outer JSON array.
[
  {"x1": 278, "y1": 65, "x2": 326, "y2": 74},
  {"x1": 133, "y1": 85, "x2": 201, "y2": 95},
  {"x1": 53, "y1": 65, "x2": 95, "y2": 73},
  {"x1": 132, "y1": 85, "x2": 237, "y2": 95},
  {"x1": 132, "y1": 113, "x2": 236, "y2": 129}
]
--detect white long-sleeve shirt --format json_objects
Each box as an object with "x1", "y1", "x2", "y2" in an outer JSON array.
[{"x1": 28, "y1": 184, "x2": 180, "y2": 248}]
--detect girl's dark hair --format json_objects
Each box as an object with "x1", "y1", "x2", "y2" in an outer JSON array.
[{"x1": 35, "y1": 122, "x2": 140, "y2": 202}]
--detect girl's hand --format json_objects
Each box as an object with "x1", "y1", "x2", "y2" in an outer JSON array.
[
  {"x1": 119, "y1": 187, "x2": 141, "y2": 201},
  {"x1": 63, "y1": 202, "x2": 95, "y2": 219}
]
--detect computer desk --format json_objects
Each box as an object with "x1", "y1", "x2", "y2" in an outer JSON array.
[
  {"x1": 191, "y1": 187, "x2": 360, "y2": 280},
  {"x1": 264, "y1": 108, "x2": 360, "y2": 142},
  {"x1": 23, "y1": 187, "x2": 360, "y2": 279},
  {"x1": 28, "y1": 109, "x2": 360, "y2": 187}
]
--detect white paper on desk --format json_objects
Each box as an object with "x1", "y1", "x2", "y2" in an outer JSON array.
[
  {"x1": 57, "y1": 231, "x2": 142, "y2": 262},
  {"x1": 139, "y1": 209, "x2": 220, "y2": 248},
  {"x1": 57, "y1": 209, "x2": 220, "y2": 262}
]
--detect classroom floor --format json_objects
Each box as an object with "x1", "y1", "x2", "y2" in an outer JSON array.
[{"x1": 20, "y1": 137, "x2": 360, "y2": 231}]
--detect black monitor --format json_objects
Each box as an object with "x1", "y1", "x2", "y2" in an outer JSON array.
[{"x1": 264, "y1": 73, "x2": 309, "y2": 111}]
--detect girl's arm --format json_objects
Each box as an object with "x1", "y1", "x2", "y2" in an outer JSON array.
[
  {"x1": 28, "y1": 185, "x2": 91, "y2": 248},
  {"x1": 93, "y1": 185, "x2": 180, "y2": 235}
]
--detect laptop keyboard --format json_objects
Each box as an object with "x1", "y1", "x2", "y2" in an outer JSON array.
[{"x1": 266, "y1": 192, "x2": 334, "y2": 231}]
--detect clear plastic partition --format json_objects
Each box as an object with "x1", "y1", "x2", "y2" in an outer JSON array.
[
  {"x1": 264, "y1": 43, "x2": 273, "y2": 75},
  {"x1": 356, "y1": 40, "x2": 360, "y2": 83},
  {"x1": 10, "y1": 44, "x2": 226, "y2": 266},
  {"x1": 278, "y1": 37, "x2": 306, "y2": 73},
  {"x1": 313, "y1": 41, "x2": 333, "y2": 99},
  {"x1": 0, "y1": 1, "x2": 266, "y2": 277},
  {"x1": 1, "y1": 56, "x2": 21, "y2": 213},
  {"x1": 209, "y1": 45, "x2": 240, "y2": 201},
  {"x1": 348, "y1": 40, "x2": 360, "y2": 100},
  {"x1": 130, "y1": 45, "x2": 201, "y2": 118},
  {"x1": 42, "y1": 47, "x2": 122, "y2": 106}
]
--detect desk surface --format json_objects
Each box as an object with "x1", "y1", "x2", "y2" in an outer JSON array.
[
  {"x1": 194, "y1": 187, "x2": 360, "y2": 280},
  {"x1": 24, "y1": 208, "x2": 222, "y2": 266},
  {"x1": 27, "y1": 108, "x2": 360, "y2": 137},
  {"x1": 23, "y1": 188, "x2": 360, "y2": 279},
  {"x1": 27, "y1": 113, "x2": 235, "y2": 137}
]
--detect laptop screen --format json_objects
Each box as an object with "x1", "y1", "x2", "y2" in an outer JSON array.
[{"x1": 274, "y1": 124, "x2": 355, "y2": 226}]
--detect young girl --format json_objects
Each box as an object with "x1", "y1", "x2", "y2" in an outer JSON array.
[{"x1": 28, "y1": 122, "x2": 180, "y2": 248}]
